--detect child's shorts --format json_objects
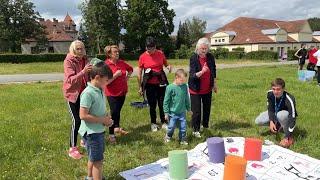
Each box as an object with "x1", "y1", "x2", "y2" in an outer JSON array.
[{"x1": 83, "y1": 132, "x2": 105, "y2": 162}]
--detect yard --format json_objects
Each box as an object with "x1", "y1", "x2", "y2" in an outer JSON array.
[{"x1": 0, "y1": 65, "x2": 319, "y2": 179}]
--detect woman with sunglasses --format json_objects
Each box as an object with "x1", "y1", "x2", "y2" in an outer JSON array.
[{"x1": 137, "y1": 36, "x2": 171, "y2": 132}]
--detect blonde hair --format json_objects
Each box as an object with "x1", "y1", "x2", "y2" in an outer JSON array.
[
  {"x1": 69, "y1": 40, "x2": 86, "y2": 57},
  {"x1": 175, "y1": 69, "x2": 187, "y2": 78},
  {"x1": 104, "y1": 45, "x2": 119, "y2": 58},
  {"x1": 195, "y1": 37, "x2": 210, "y2": 54}
]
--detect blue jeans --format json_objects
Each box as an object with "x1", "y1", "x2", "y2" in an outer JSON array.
[{"x1": 167, "y1": 113, "x2": 187, "y2": 141}]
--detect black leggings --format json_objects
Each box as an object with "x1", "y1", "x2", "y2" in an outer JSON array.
[
  {"x1": 190, "y1": 92, "x2": 213, "y2": 132},
  {"x1": 67, "y1": 97, "x2": 81, "y2": 147},
  {"x1": 145, "y1": 84, "x2": 166, "y2": 124},
  {"x1": 107, "y1": 96, "x2": 126, "y2": 135}
]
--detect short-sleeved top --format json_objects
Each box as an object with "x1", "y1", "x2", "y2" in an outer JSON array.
[
  {"x1": 79, "y1": 83, "x2": 107, "y2": 136},
  {"x1": 308, "y1": 48, "x2": 318, "y2": 65},
  {"x1": 297, "y1": 48, "x2": 308, "y2": 60},
  {"x1": 138, "y1": 50, "x2": 167, "y2": 84},
  {"x1": 105, "y1": 59, "x2": 133, "y2": 97},
  {"x1": 189, "y1": 56, "x2": 211, "y2": 95},
  {"x1": 313, "y1": 50, "x2": 320, "y2": 66}
]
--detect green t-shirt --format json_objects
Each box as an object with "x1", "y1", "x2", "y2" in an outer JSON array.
[
  {"x1": 163, "y1": 83, "x2": 191, "y2": 115},
  {"x1": 78, "y1": 83, "x2": 107, "y2": 136}
]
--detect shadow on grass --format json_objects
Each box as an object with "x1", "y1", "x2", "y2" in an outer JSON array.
[{"x1": 213, "y1": 120, "x2": 252, "y2": 130}]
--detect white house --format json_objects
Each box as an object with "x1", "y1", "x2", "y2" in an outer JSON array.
[{"x1": 206, "y1": 17, "x2": 320, "y2": 58}]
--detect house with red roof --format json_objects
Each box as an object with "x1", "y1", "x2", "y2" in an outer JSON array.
[
  {"x1": 205, "y1": 17, "x2": 320, "y2": 58},
  {"x1": 21, "y1": 13, "x2": 78, "y2": 54}
]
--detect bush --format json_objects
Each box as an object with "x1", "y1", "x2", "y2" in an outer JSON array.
[
  {"x1": 244, "y1": 50, "x2": 278, "y2": 60},
  {"x1": 174, "y1": 45, "x2": 194, "y2": 59},
  {"x1": 227, "y1": 51, "x2": 245, "y2": 59},
  {"x1": 211, "y1": 48, "x2": 229, "y2": 59},
  {"x1": 0, "y1": 53, "x2": 66, "y2": 63},
  {"x1": 287, "y1": 50, "x2": 297, "y2": 61}
]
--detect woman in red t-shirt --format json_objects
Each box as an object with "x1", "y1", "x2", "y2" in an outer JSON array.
[
  {"x1": 188, "y1": 38, "x2": 218, "y2": 138},
  {"x1": 104, "y1": 45, "x2": 133, "y2": 143},
  {"x1": 137, "y1": 37, "x2": 171, "y2": 132}
]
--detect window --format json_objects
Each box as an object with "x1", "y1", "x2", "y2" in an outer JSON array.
[
  {"x1": 215, "y1": 39, "x2": 217, "y2": 43},
  {"x1": 270, "y1": 47, "x2": 274, "y2": 51},
  {"x1": 49, "y1": 47, "x2": 54, "y2": 53},
  {"x1": 218, "y1": 39, "x2": 221, "y2": 42},
  {"x1": 287, "y1": 47, "x2": 290, "y2": 50},
  {"x1": 222, "y1": 39, "x2": 225, "y2": 42}
]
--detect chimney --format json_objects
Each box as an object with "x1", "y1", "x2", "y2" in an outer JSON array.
[{"x1": 53, "y1": 18, "x2": 58, "y2": 23}]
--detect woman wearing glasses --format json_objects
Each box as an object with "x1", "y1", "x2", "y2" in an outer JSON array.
[
  {"x1": 137, "y1": 36, "x2": 171, "y2": 132},
  {"x1": 63, "y1": 40, "x2": 92, "y2": 159}
]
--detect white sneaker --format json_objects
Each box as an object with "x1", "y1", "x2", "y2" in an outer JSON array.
[
  {"x1": 151, "y1": 123, "x2": 158, "y2": 132},
  {"x1": 161, "y1": 123, "x2": 168, "y2": 130},
  {"x1": 192, "y1": 131, "x2": 201, "y2": 138},
  {"x1": 180, "y1": 141, "x2": 188, "y2": 145}
]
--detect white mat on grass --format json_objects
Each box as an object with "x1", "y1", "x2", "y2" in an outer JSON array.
[{"x1": 119, "y1": 137, "x2": 320, "y2": 180}]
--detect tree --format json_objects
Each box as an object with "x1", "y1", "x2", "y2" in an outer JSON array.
[
  {"x1": 123, "y1": 0, "x2": 175, "y2": 54},
  {"x1": 78, "y1": 22, "x2": 91, "y2": 54},
  {"x1": 80, "y1": 0, "x2": 121, "y2": 54},
  {"x1": 176, "y1": 21, "x2": 191, "y2": 49},
  {"x1": 186, "y1": 17, "x2": 207, "y2": 45},
  {"x1": 308, "y1": 17, "x2": 320, "y2": 31},
  {"x1": 0, "y1": 0, "x2": 46, "y2": 53}
]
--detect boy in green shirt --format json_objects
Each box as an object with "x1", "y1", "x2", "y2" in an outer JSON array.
[
  {"x1": 163, "y1": 69, "x2": 192, "y2": 145},
  {"x1": 79, "y1": 60, "x2": 113, "y2": 180}
]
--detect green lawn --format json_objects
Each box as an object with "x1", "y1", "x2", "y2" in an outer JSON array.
[
  {"x1": 0, "y1": 59, "x2": 276, "y2": 75},
  {"x1": 0, "y1": 65, "x2": 319, "y2": 179}
]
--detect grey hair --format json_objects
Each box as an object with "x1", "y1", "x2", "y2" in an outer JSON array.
[
  {"x1": 195, "y1": 38, "x2": 210, "y2": 54},
  {"x1": 69, "y1": 40, "x2": 86, "y2": 57}
]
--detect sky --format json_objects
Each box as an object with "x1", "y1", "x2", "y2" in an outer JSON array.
[{"x1": 31, "y1": 0, "x2": 320, "y2": 34}]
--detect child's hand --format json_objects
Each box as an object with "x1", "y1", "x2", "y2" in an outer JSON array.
[{"x1": 103, "y1": 116, "x2": 113, "y2": 127}]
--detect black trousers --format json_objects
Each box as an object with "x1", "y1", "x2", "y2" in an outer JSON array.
[
  {"x1": 190, "y1": 92, "x2": 212, "y2": 132},
  {"x1": 67, "y1": 97, "x2": 81, "y2": 147},
  {"x1": 145, "y1": 83, "x2": 166, "y2": 124},
  {"x1": 107, "y1": 96, "x2": 126, "y2": 135}
]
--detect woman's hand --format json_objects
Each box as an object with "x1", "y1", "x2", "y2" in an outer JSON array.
[
  {"x1": 138, "y1": 87, "x2": 143, "y2": 96},
  {"x1": 82, "y1": 64, "x2": 92, "y2": 74},
  {"x1": 213, "y1": 84, "x2": 218, "y2": 93},
  {"x1": 114, "y1": 70, "x2": 122, "y2": 78}
]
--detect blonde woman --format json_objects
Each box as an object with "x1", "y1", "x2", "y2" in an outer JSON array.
[
  {"x1": 63, "y1": 40, "x2": 92, "y2": 159},
  {"x1": 104, "y1": 45, "x2": 133, "y2": 143}
]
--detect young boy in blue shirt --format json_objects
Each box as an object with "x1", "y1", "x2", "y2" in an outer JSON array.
[
  {"x1": 79, "y1": 59, "x2": 113, "y2": 180},
  {"x1": 163, "y1": 69, "x2": 192, "y2": 145}
]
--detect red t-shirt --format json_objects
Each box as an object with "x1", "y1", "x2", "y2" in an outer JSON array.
[
  {"x1": 105, "y1": 59, "x2": 133, "y2": 97},
  {"x1": 309, "y1": 48, "x2": 318, "y2": 65},
  {"x1": 189, "y1": 56, "x2": 211, "y2": 95},
  {"x1": 138, "y1": 50, "x2": 167, "y2": 84}
]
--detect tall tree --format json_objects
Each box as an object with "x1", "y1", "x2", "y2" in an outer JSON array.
[
  {"x1": 78, "y1": 22, "x2": 90, "y2": 53},
  {"x1": 80, "y1": 0, "x2": 121, "y2": 54},
  {"x1": 186, "y1": 17, "x2": 207, "y2": 45},
  {"x1": 308, "y1": 17, "x2": 320, "y2": 31},
  {"x1": 176, "y1": 21, "x2": 191, "y2": 49},
  {"x1": 0, "y1": 0, "x2": 46, "y2": 53},
  {"x1": 123, "y1": 0, "x2": 175, "y2": 54}
]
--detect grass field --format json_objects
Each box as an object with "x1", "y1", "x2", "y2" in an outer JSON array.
[
  {"x1": 0, "y1": 65, "x2": 319, "y2": 179},
  {"x1": 0, "y1": 59, "x2": 276, "y2": 75}
]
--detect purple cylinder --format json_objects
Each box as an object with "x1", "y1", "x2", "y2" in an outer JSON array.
[{"x1": 207, "y1": 137, "x2": 225, "y2": 163}]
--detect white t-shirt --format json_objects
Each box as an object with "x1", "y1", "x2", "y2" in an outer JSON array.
[{"x1": 313, "y1": 50, "x2": 320, "y2": 66}]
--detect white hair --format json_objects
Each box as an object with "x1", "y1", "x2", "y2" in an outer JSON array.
[
  {"x1": 195, "y1": 37, "x2": 210, "y2": 54},
  {"x1": 69, "y1": 40, "x2": 86, "y2": 57}
]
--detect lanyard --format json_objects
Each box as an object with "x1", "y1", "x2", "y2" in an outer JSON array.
[{"x1": 274, "y1": 94, "x2": 284, "y2": 121}]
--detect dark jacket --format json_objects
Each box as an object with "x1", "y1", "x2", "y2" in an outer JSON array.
[
  {"x1": 267, "y1": 90, "x2": 297, "y2": 137},
  {"x1": 188, "y1": 53, "x2": 216, "y2": 92}
]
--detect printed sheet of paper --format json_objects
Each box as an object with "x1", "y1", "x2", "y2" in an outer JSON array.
[{"x1": 119, "y1": 137, "x2": 320, "y2": 180}]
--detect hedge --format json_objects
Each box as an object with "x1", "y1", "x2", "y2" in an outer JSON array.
[
  {"x1": 0, "y1": 53, "x2": 66, "y2": 63},
  {"x1": 245, "y1": 50, "x2": 278, "y2": 60},
  {"x1": 287, "y1": 50, "x2": 297, "y2": 61}
]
